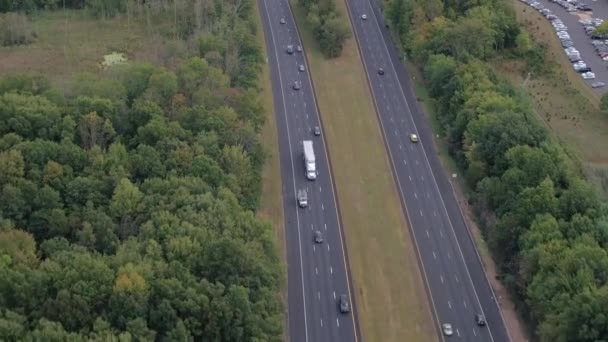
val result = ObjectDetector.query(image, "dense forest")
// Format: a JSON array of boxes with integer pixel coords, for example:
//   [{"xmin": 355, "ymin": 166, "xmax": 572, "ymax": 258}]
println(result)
[
  {"xmin": 386, "ymin": 0, "xmax": 608, "ymax": 340},
  {"xmin": 0, "ymin": 0, "xmax": 284, "ymax": 340}
]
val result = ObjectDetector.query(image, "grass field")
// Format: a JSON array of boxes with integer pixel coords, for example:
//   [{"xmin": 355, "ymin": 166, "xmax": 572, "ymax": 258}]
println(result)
[
  {"xmin": 0, "ymin": 10, "xmax": 181, "ymax": 88},
  {"xmin": 502, "ymin": 1, "xmax": 608, "ymax": 197},
  {"xmin": 290, "ymin": 2, "xmax": 437, "ymax": 341}
]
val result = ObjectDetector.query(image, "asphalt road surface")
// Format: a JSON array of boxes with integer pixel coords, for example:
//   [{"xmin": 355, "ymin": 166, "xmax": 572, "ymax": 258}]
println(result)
[
  {"xmin": 257, "ymin": 0, "xmax": 360, "ymax": 341},
  {"xmin": 344, "ymin": 0, "xmax": 512, "ymax": 341}
]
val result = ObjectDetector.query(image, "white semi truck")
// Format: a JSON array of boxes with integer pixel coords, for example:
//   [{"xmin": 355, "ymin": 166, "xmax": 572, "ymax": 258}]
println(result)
[{"xmin": 303, "ymin": 140, "xmax": 317, "ymax": 180}]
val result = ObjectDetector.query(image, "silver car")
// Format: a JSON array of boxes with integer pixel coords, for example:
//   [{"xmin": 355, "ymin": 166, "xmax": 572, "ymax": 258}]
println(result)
[{"xmin": 442, "ymin": 323, "xmax": 453, "ymax": 336}]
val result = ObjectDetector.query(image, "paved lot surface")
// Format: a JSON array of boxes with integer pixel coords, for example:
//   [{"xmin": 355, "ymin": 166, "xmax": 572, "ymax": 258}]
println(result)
[{"xmin": 526, "ymin": 0, "xmax": 608, "ymax": 92}]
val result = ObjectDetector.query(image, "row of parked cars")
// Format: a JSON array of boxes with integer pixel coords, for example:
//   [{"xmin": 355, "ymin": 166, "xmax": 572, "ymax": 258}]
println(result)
[
  {"xmin": 521, "ymin": 0, "xmax": 605, "ymax": 87},
  {"xmin": 579, "ymin": 19, "xmax": 608, "ymax": 87},
  {"xmin": 550, "ymin": 0, "xmax": 592, "ymax": 13}
]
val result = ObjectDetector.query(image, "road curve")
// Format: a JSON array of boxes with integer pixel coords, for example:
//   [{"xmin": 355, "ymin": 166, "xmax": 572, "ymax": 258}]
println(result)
[
  {"xmin": 257, "ymin": 0, "xmax": 361, "ymax": 341},
  {"xmin": 342, "ymin": 0, "xmax": 512, "ymax": 341}
]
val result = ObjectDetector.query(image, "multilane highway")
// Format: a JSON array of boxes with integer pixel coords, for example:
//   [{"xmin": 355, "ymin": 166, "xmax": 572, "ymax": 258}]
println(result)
[
  {"xmin": 257, "ymin": 0, "xmax": 360, "ymax": 341},
  {"xmin": 343, "ymin": 0, "xmax": 512, "ymax": 340}
]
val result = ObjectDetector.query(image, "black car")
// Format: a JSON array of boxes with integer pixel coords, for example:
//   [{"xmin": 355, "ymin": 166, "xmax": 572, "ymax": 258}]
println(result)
[
  {"xmin": 475, "ymin": 314, "xmax": 486, "ymax": 326},
  {"xmin": 576, "ymin": 66, "xmax": 592, "ymax": 73},
  {"xmin": 577, "ymin": 4, "xmax": 592, "ymax": 11},
  {"xmin": 339, "ymin": 294, "xmax": 350, "ymax": 313},
  {"xmin": 378, "ymin": 68, "xmax": 385, "ymax": 75}
]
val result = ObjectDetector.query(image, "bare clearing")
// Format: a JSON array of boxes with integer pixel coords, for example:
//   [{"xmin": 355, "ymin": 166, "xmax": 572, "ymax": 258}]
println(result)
[{"xmin": 0, "ymin": 10, "xmax": 180, "ymax": 88}]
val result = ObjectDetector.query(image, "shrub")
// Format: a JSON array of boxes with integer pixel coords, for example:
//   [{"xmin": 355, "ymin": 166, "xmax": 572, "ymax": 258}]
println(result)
[{"xmin": 0, "ymin": 13, "xmax": 36, "ymax": 47}]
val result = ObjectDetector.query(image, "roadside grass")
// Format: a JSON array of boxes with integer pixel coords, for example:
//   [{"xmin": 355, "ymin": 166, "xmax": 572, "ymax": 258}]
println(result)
[
  {"xmin": 290, "ymin": 2, "xmax": 437, "ymax": 341},
  {"xmin": 252, "ymin": 1, "xmax": 288, "ymax": 339},
  {"xmin": 0, "ymin": 10, "xmax": 179, "ymax": 89},
  {"xmin": 503, "ymin": 1, "xmax": 608, "ymax": 197}
]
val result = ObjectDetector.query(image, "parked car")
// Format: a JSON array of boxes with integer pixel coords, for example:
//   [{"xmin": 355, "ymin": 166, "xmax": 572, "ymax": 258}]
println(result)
[
  {"xmin": 592, "ymin": 81, "xmax": 606, "ymax": 88},
  {"xmin": 573, "ymin": 61, "xmax": 588, "ymax": 70},
  {"xmin": 582, "ymin": 72, "xmax": 596, "ymax": 79},
  {"xmin": 577, "ymin": 4, "xmax": 592, "ymax": 11}
]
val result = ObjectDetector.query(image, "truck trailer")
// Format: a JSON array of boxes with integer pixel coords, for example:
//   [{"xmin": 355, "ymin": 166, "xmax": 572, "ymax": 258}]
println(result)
[{"xmin": 303, "ymin": 140, "xmax": 316, "ymax": 180}]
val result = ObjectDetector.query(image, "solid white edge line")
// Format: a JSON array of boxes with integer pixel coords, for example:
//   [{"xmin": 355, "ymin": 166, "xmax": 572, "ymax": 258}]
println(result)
[
  {"xmin": 260, "ymin": 2, "xmax": 310, "ymax": 341},
  {"xmin": 366, "ymin": 1, "xmax": 508, "ymax": 340}
]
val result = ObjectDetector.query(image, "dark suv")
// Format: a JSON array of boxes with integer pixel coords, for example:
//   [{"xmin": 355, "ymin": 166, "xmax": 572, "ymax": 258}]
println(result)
[
  {"xmin": 339, "ymin": 295, "xmax": 350, "ymax": 314},
  {"xmin": 475, "ymin": 314, "xmax": 486, "ymax": 326}
]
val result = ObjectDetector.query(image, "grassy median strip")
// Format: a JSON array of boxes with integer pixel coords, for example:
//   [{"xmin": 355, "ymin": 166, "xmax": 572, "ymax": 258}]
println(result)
[
  {"xmin": 290, "ymin": 1, "xmax": 437, "ymax": 341},
  {"xmin": 253, "ymin": 1, "xmax": 288, "ymax": 339}
]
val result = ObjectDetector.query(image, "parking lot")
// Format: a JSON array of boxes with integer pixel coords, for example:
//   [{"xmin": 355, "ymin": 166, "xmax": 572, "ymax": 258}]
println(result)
[{"xmin": 522, "ymin": 0, "xmax": 608, "ymax": 92}]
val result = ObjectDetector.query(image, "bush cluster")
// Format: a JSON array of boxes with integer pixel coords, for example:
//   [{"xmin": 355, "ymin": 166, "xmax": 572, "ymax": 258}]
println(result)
[
  {"xmin": 298, "ymin": 0, "xmax": 351, "ymax": 58},
  {"xmin": 0, "ymin": 13, "xmax": 36, "ymax": 46}
]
